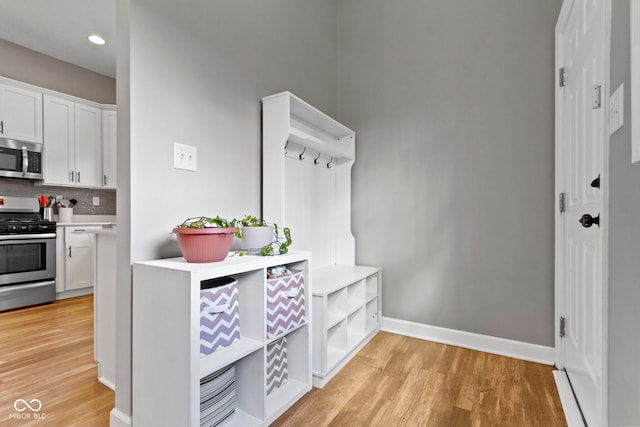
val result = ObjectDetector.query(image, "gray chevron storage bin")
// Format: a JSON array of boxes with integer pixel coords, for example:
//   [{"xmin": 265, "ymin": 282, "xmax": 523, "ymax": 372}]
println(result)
[
  {"xmin": 266, "ymin": 336, "xmax": 288, "ymax": 395},
  {"xmin": 200, "ymin": 277, "xmax": 240, "ymax": 356}
]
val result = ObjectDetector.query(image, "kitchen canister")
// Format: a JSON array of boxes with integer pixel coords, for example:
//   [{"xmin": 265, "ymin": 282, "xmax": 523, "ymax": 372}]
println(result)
[
  {"xmin": 42, "ymin": 207, "xmax": 54, "ymax": 221},
  {"xmin": 58, "ymin": 207, "xmax": 73, "ymax": 223}
]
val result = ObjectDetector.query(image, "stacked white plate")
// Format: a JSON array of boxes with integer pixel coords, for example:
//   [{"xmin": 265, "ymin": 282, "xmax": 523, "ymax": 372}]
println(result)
[{"xmin": 200, "ymin": 364, "xmax": 236, "ymax": 427}]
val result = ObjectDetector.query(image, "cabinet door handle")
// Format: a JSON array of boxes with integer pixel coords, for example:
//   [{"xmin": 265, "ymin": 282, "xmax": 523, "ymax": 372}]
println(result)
[
  {"xmin": 77, "ymin": 171, "xmax": 81, "ymax": 183},
  {"xmin": 0, "ymin": 120, "xmax": 4, "ymax": 134},
  {"xmin": 69, "ymin": 171, "xmax": 74, "ymax": 183},
  {"xmin": 104, "ymin": 175, "xmax": 107, "ymax": 186},
  {"xmin": 68, "ymin": 245, "xmax": 72, "ymax": 258}
]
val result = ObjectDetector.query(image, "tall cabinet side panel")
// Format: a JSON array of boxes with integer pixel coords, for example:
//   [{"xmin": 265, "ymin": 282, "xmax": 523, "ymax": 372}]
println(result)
[
  {"xmin": 262, "ymin": 94, "xmax": 290, "ymax": 226},
  {"xmin": 132, "ymin": 264, "xmax": 197, "ymax": 427}
]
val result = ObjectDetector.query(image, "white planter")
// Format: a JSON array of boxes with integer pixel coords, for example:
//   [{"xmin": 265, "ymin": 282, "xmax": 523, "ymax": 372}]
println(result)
[{"xmin": 241, "ymin": 226, "xmax": 274, "ymax": 251}]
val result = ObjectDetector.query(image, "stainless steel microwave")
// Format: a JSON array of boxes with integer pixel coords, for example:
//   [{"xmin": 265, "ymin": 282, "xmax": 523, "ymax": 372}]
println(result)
[{"xmin": 0, "ymin": 137, "xmax": 43, "ymax": 180}]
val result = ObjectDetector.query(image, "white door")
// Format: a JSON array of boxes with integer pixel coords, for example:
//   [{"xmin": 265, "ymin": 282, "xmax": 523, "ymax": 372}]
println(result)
[{"xmin": 557, "ymin": 0, "xmax": 608, "ymax": 425}]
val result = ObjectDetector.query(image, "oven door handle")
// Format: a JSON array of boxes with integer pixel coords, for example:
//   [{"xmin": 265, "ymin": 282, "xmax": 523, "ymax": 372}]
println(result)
[
  {"xmin": 0, "ymin": 233, "xmax": 56, "ymax": 241},
  {"xmin": 0, "ymin": 280, "xmax": 56, "ymax": 294}
]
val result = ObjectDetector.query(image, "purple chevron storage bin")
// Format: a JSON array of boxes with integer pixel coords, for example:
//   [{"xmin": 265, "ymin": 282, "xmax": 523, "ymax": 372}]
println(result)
[
  {"xmin": 200, "ymin": 277, "xmax": 240, "ymax": 356},
  {"xmin": 266, "ymin": 270, "xmax": 306, "ymax": 338},
  {"xmin": 266, "ymin": 336, "xmax": 288, "ymax": 395}
]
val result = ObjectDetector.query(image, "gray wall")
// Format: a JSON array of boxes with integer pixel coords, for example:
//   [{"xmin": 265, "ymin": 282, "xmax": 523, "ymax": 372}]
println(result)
[
  {"xmin": 115, "ymin": 0, "xmax": 338, "ymax": 418},
  {"xmin": 337, "ymin": 0, "xmax": 562, "ymax": 346},
  {"xmin": 0, "ymin": 38, "xmax": 116, "ymax": 104},
  {"xmin": 129, "ymin": 0, "xmax": 338, "ymax": 262},
  {"xmin": 609, "ymin": 1, "xmax": 640, "ymax": 425}
]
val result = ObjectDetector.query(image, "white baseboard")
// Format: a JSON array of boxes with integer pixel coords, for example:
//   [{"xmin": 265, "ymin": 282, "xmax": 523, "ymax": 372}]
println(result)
[
  {"xmin": 381, "ymin": 316, "xmax": 555, "ymax": 365},
  {"xmin": 99, "ymin": 375, "xmax": 116, "ymax": 391},
  {"xmin": 110, "ymin": 408, "xmax": 131, "ymax": 427},
  {"xmin": 56, "ymin": 287, "xmax": 93, "ymax": 300},
  {"xmin": 553, "ymin": 370, "xmax": 584, "ymax": 427}
]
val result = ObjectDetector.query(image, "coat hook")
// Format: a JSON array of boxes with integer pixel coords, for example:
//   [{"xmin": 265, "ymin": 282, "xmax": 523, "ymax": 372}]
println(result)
[
  {"xmin": 314, "ymin": 152, "xmax": 321, "ymax": 165},
  {"xmin": 327, "ymin": 157, "xmax": 333, "ymax": 168},
  {"xmin": 299, "ymin": 147, "xmax": 306, "ymax": 160}
]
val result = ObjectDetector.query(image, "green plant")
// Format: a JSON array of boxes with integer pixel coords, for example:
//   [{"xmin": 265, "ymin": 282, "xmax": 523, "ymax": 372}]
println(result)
[
  {"xmin": 232, "ymin": 214, "xmax": 293, "ymax": 256},
  {"xmin": 260, "ymin": 224, "xmax": 292, "ymax": 256},
  {"xmin": 176, "ymin": 216, "xmax": 232, "ymax": 229}
]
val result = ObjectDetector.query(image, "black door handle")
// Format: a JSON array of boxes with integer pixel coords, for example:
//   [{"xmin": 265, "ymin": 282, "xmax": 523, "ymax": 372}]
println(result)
[
  {"xmin": 579, "ymin": 213, "xmax": 600, "ymax": 228},
  {"xmin": 590, "ymin": 174, "xmax": 600, "ymax": 189}
]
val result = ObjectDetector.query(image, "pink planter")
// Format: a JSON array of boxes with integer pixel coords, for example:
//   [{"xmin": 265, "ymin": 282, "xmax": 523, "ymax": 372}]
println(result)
[{"xmin": 172, "ymin": 227, "xmax": 237, "ymax": 263}]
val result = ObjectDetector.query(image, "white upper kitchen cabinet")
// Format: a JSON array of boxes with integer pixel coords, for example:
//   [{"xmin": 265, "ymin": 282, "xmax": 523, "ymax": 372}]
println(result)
[
  {"xmin": 101, "ymin": 109, "xmax": 116, "ymax": 189},
  {"xmin": 74, "ymin": 103, "xmax": 102, "ymax": 187},
  {"xmin": 43, "ymin": 96, "xmax": 74, "ymax": 185},
  {"xmin": 0, "ymin": 83, "xmax": 43, "ymax": 143},
  {"xmin": 43, "ymin": 95, "xmax": 102, "ymax": 188}
]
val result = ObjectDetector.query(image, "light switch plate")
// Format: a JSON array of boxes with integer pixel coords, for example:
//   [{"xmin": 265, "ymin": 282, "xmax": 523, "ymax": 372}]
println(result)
[
  {"xmin": 610, "ymin": 83, "xmax": 624, "ymax": 135},
  {"xmin": 93, "ymin": 197, "xmax": 100, "ymax": 206},
  {"xmin": 173, "ymin": 142, "xmax": 197, "ymax": 171}
]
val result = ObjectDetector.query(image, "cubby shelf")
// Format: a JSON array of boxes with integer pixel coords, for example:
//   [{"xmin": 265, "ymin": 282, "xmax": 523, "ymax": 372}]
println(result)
[
  {"xmin": 132, "ymin": 251, "xmax": 311, "ymax": 427},
  {"xmin": 311, "ymin": 265, "xmax": 381, "ymax": 388}
]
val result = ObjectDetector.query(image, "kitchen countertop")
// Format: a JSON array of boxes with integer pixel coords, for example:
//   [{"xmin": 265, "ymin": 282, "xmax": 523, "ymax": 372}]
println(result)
[
  {"xmin": 87, "ymin": 229, "xmax": 117, "ymax": 236},
  {"xmin": 56, "ymin": 222, "xmax": 116, "ymax": 227},
  {"xmin": 55, "ymin": 214, "xmax": 117, "ymax": 227}
]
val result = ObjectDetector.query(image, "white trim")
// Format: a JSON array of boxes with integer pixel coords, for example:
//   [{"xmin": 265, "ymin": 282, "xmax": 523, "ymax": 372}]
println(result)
[
  {"xmin": 381, "ymin": 317, "xmax": 555, "ymax": 365},
  {"xmin": 109, "ymin": 408, "xmax": 131, "ymax": 427},
  {"xmin": 553, "ymin": 370, "xmax": 585, "ymax": 427},
  {"xmin": 99, "ymin": 375, "xmax": 116, "ymax": 391},
  {"xmin": 631, "ymin": 0, "xmax": 640, "ymax": 164},
  {"xmin": 554, "ymin": 0, "xmax": 569, "ymax": 371}
]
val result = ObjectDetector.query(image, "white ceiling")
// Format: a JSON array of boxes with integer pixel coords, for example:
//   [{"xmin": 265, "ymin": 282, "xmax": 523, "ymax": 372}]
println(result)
[{"xmin": 0, "ymin": 0, "xmax": 116, "ymax": 78}]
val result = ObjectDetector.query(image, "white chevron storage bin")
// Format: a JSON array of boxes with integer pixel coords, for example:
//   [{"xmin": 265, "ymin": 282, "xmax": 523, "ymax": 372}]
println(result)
[
  {"xmin": 200, "ymin": 277, "xmax": 240, "ymax": 356},
  {"xmin": 132, "ymin": 252, "xmax": 312, "ymax": 427},
  {"xmin": 266, "ymin": 337, "xmax": 288, "ymax": 396},
  {"xmin": 266, "ymin": 271, "xmax": 306, "ymax": 338}
]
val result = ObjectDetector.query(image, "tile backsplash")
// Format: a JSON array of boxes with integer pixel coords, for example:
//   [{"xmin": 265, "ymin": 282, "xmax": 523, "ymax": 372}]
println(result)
[{"xmin": 0, "ymin": 178, "xmax": 116, "ymax": 215}]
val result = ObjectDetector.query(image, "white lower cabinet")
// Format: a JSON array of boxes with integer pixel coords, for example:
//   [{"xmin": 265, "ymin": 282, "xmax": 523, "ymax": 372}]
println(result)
[
  {"xmin": 311, "ymin": 265, "xmax": 381, "ymax": 388},
  {"xmin": 56, "ymin": 225, "xmax": 102, "ymax": 296},
  {"xmin": 132, "ymin": 252, "xmax": 312, "ymax": 427},
  {"xmin": 65, "ymin": 227, "xmax": 98, "ymax": 290}
]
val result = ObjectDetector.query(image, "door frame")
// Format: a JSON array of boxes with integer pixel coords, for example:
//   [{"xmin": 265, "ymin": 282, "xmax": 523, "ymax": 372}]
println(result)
[{"xmin": 554, "ymin": 0, "xmax": 611, "ymax": 425}]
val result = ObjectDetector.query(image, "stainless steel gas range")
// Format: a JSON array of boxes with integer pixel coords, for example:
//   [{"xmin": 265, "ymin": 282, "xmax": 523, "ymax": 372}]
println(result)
[{"xmin": 0, "ymin": 196, "xmax": 56, "ymax": 311}]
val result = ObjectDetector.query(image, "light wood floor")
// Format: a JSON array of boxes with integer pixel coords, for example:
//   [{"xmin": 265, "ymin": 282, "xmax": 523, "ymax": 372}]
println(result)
[
  {"xmin": 273, "ymin": 332, "xmax": 567, "ymax": 427},
  {"xmin": 0, "ymin": 297, "xmax": 566, "ymax": 427},
  {"xmin": 0, "ymin": 295, "xmax": 113, "ymax": 426}
]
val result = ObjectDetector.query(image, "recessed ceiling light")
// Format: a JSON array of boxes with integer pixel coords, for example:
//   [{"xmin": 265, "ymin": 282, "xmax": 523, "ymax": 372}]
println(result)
[{"xmin": 88, "ymin": 35, "xmax": 106, "ymax": 45}]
